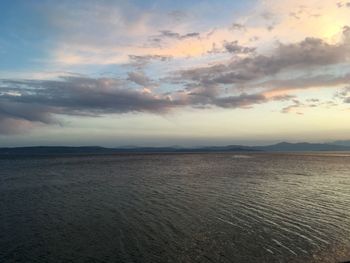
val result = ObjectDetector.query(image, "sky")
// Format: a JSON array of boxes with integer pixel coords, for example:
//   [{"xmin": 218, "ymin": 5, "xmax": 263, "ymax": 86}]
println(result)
[{"xmin": 0, "ymin": 0, "xmax": 350, "ymax": 147}]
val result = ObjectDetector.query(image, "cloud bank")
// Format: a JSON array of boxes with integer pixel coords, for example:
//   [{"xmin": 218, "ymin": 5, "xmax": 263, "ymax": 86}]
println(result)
[{"xmin": 1, "ymin": 0, "xmax": 350, "ymax": 135}]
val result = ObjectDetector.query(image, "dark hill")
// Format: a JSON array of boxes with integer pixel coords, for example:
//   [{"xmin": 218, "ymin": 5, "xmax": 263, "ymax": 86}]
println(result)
[{"xmin": 1, "ymin": 142, "xmax": 350, "ymax": 156}]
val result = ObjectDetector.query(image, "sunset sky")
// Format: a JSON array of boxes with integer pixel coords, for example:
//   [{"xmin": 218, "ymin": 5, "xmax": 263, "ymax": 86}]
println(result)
[{"xmin": 1, "ymin": 0, "xmax": 350, "ymax": 146}]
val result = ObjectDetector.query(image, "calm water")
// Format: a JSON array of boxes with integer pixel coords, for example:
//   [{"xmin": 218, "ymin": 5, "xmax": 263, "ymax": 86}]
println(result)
[{"xmin": 1, "ymin": 153, "xmax": 350, "ymax": 263}]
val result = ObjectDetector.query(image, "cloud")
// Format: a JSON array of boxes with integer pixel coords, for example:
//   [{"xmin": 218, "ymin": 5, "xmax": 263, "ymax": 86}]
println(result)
[
  {"xmin": 0, "ymin": 101, "xmax": 55, "ymax": 124},
  {"xmin": 43, "ymin": 1, "xmax": 205, "ymax": 65},
  {"xmin": 0, "ymin": 77, "xmax": 176, "ymax": 114},
  {"xmin": 230, "ymin": 23, "xmax": 246, "ymax": 31},
  {"xmin": 0, "ymin": 75, "xmax": 294, "ymax": 134},
  {"xmin": 167, "ymin": 30, "xmax": 350, "ymax": 114},
  {"xmin": 32, "ymin": 0, "xmax": 350, "ymax": 68},
  {"xmin": 0, "ymin": 116, "xmax": 38, "ymax": 135},
  {"xmin": 258, "ymin": 73, "xmax": 350, "ymax": 93},
  {"xmin": 0, "ymin": 77, "xmax": 177, "ymax": 134},
  {"xmin": 223, "ymin": 41, "xmax": 256, "ymax": 54},
  {"xmin": 337, "ymin": 2, "xmax": 350, "ymax": 7},
  {"xmin": 127, "ymin": 55, "xmax": 172, "ymax": 67},
  {"xmin": 146, "ymin": 30, "xmax": 201, "ymax": 48},
  {"xmin": 281, "ymin": 97, "xmax": 340, "ymax": 114},
  {"xmin": 157, "ymin": 30, "xmax": 200, "ymax": 40},
  {"xmin": 334, "ymin": 86, "xmax": 350, "ymax": 103},
  {"xmin": 9, "ymin": 29, "xmax": 346, "ymax": 134},
  {"xmin": 281, "ymin": 99, "xmax": 303, "ymax": 114},
  {"xmin": 179, "ymin": 35, "xmax": 350, "ymax": 88},
  {"xmin": 0, "ymin": 98, "xmax": 60, "ymax": 134},
  {"xmin": 208, "ymin": 41, "xmax": 256, "ymax": 55},
  {"xmin": 6, "ymin": 31, "xmax": 350, "ymax": 134},
  {"xmin": 3, "ymin": 0, "xmax": 350, "ymax": 135},
  {"xmin": 127, "ymin": 71, "xmax": 153, "ymax": 86},
  {"xmin": 211, "ymin": 93, "xmax": 267, "ymax": 108}
]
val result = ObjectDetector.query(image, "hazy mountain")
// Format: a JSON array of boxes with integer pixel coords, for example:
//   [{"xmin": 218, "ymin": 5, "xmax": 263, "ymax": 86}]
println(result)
[
  {"xmin": 1, "ymin": 142, "xmax": 350, "ymax": 156},
  {"xmin": 0, "ymin": 146, "xmax": 113, "ymax": 155},
  {"xmin": 256, "ymin": 142, "xmax": 350, "ymax": 152},
  {"xmin": 331, "ymin": 140, "xmax": 350, "ymax": 147}
]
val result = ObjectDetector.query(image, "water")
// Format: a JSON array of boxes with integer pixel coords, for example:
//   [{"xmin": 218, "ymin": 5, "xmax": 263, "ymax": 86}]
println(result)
[{"xmin": 1, "ymin": 152, "xmax": 350, "ymax": 262}]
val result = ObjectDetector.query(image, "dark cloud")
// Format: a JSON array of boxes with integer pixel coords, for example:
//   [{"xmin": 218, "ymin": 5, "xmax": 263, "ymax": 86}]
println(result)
[
  {"xmin": 127, "ymin": 71, "xmax": 153, "ymax": 86},
  {"xmin": 0, "ymin": 102, "xmax": 58, "ymax": 134},
  {"xmin": 147, "ymin": 29, "xmax": 200, "ymax": 46},
  {"xmin": 223, "ymin": 41, "xmax": 256, "ymax": 54},
  {"xmin": 182, "ymin": 32, "xmax": 200, "ymax": 39},
  {"xmin": 159, "ymin": 30, "xmax": 180, "ymax": 38},
  {"xmin": 0, "ymin": 77, "xmax": 176, "ymax": 114},
  {"xmin": 274, "ymin": 37, "xmax": 349, "ymax": 66},
  {"xmin": 127, "ymin": 54, "xmax": 172, "ymax": 67},
  {"xmin": 180, "ymin": 36, "xmax": 350, "ymax": 86},
  {"xmin": 0, "ymin": 77, "xmax": 177, "ymax": 133},
  {"xmin": 171, "ymin": 35, "xmax": 350, "ymax": 115},
  {"xmin": 211, "ymin": 93, "xmax": 293, "ymax": 109},
  {"xmin": 152, "ymin": 30, "xmax": 200, "ymax": 41},
  {"xmin": 0, "ymin": 101, "xmax": 55, "ymax": 124},
  {"xmin": 181, "ymin": 87, "xmax": 290, "ymax": 110},
  {"xmin": 0, "ymin": 76, "xmax": 291, "ymax": 134},
  {"xmin": 128, "ymin": 54, "xmax": 172, "ymax": 62},
  {"xmin": 212, "ymin": 93, "xmax": 267, "ymax": 108},
  {"xmin": 208, "ymin": 41, "xmax": 255, "ymax": 55}
]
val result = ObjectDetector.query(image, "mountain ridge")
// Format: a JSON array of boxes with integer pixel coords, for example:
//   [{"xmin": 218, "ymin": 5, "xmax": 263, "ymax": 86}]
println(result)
[{"xmin": 1, "ymin": 142, "xmax": 350, "ymax": 156}]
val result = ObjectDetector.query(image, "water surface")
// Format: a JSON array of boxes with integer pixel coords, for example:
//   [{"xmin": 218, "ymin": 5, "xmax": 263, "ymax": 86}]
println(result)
[{"xmin": 1, "ymin": 152, "xmax": 350, "ymax": 262}]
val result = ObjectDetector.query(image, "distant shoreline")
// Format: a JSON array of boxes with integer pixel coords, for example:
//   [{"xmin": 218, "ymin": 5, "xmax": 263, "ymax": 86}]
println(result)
[{"xmin": 1, "ymin": 142, "xmax": 350, "ymax": 156}]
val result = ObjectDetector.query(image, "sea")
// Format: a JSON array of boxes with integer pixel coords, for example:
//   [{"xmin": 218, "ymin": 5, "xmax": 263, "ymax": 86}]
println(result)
[{"xmin": 1, "ymin": 152, "xmax": 350, "ymax": 262}]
